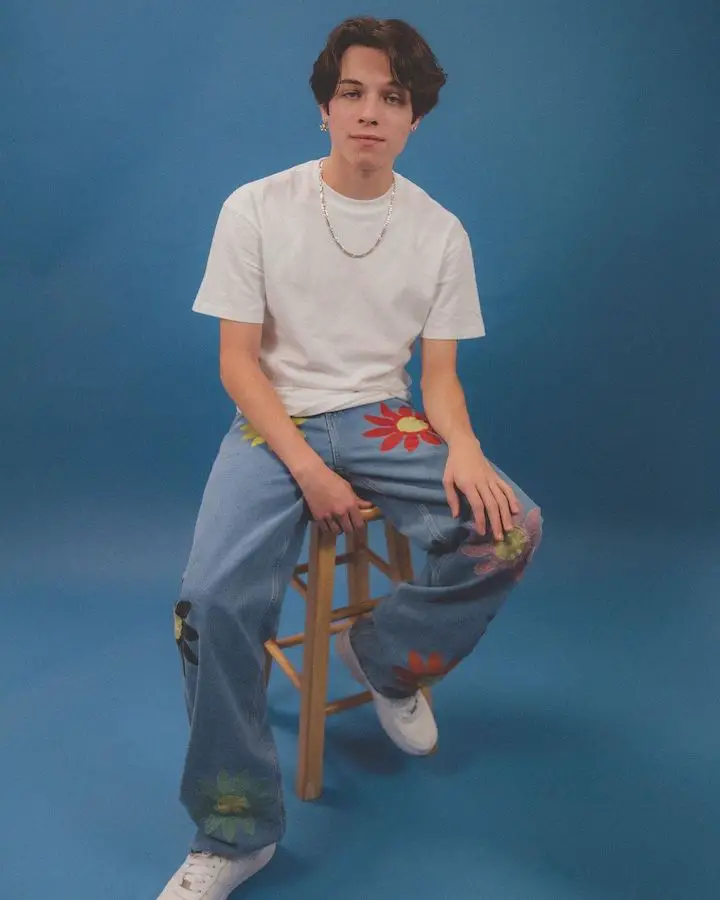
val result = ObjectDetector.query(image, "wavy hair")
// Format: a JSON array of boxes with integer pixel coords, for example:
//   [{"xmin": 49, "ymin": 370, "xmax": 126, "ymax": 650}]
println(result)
[{"xmin": 310, "ymin": 17, "xmax": 448, "ymax": 122}]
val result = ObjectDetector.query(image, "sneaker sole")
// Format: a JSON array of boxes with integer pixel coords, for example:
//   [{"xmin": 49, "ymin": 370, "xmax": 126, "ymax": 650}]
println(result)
[{"xmin": 224, "ymin": 844, "xmax": 277, "ymax": 895}]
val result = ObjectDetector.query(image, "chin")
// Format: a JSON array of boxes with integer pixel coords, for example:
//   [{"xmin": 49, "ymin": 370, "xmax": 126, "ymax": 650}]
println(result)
[{"xmin": 346, "ymin": 146, "xmax": 388, "ymax": 169}]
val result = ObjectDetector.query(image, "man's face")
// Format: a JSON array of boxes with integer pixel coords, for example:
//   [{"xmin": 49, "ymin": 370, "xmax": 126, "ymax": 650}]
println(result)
[{"xmin": 324, "ymin": 45, "xmax": 417, "ymax": 172}]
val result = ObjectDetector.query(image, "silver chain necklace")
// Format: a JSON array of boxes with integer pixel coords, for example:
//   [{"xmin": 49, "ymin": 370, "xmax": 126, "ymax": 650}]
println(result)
[{"xmin": 318, "ymin": 158, "xmax": 396, "ymax": 259}]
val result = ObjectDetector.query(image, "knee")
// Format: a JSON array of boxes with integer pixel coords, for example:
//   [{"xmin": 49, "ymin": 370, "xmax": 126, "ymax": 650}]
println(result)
[
  {"xmin": 176, "ymin": 573, "xmax": 218, "ymax": 633},
  {"xmin": 523, "ymin": 505, "xmax": 543, "ymax": 554},
  {"xmin": 461, "ymin": 504, "xmax": 543, "ymax": 578},
  {"xmin": 508, "ymin": 503, "xmax": 542, "ymax": 563},
  {"xmin": 175, "ymin": 569, "xmax": 270, "ymax": 656},
  {"xmin": 174, "ymin": 589, "xmax": 201, "ymax": 672},
  {"xmin": 179, "ymin": 555, "xmax": 255, "ymax": 617},
  {"xmin": 504, "ymin": 504, "xmax": 542, "ymax": 581}
]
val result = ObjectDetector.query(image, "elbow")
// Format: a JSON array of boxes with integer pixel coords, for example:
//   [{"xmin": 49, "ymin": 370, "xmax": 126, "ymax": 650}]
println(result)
[
  {"xmin": 219, "ymin": 351, "xmax": 260, "ymax": 392},
  {"xmin": 420, "ymin": 371, "xmax": 457, "ymax": 396}
]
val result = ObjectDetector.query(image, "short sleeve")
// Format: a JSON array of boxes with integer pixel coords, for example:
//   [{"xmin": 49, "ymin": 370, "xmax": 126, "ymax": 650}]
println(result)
[
  {"xmin": 421, "ymin": 219, "xmax": 486, "ymax": 340},
  {"xmin": 191, "ymin": 198, "xmax": 265, "ymax": 324}
]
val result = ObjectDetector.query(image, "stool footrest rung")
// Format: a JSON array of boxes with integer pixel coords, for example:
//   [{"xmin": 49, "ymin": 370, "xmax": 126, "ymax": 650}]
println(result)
[
  {"xmin": 295, "ymin": 550, "xmax": 354, "ymax": 576},
  {"xmin": 326, "ymin": 690, "xmax": 373, "ymax": 716},
  {"xmin": 264, "ymin": 643, "xmax": 301, "ymax": 690},
  {"xmin": 366, "ymin": 547, "xmax": 393, "ymax": 579},
  {"xmin": 272, "ymin": 597, "xmax": 389, "ymax": 650},
  {"xmin": 293, "ymin": 548, "xmax": 398, "ymax": 583}
]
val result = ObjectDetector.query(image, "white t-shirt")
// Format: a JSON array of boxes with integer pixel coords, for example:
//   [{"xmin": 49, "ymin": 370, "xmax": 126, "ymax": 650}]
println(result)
[{"xmin": 192, "ymin": 158, "xmax": 485, "ymax": 417}]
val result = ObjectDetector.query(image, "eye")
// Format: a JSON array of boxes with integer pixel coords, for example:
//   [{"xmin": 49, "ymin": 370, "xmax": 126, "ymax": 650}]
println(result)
[
  {"xmin": 343, "ymin": 90, "xmax": 360, "ymax": 98},
  {"xmin": 386, "ymin": 94, "xmax": 403, "ymax": 104}
]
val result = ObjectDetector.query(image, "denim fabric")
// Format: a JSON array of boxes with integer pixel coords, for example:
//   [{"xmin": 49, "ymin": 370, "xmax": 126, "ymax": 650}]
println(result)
[{"xmin": 174, "ymin": 400, "xmax": 542, "ymax": 858}]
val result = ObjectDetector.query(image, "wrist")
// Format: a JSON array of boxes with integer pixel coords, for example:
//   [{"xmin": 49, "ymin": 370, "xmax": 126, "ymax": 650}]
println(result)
[
  {"xmin": 447, "ymin": 432, "xmax": 481, "ymax": 451},
  {"xmin": 288, "ymin": 451, "xmax": 327, "ymax": 484}
]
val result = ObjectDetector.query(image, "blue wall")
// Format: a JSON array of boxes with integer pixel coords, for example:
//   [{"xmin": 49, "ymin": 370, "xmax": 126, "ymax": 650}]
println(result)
[{"xmin": 3, "ymin": 0, "xmax": 717, "ymax": 531}]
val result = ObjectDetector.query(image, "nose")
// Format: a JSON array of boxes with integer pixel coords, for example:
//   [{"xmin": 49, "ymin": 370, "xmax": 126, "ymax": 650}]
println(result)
[{"xmin": 357, "ymin": 95, "xmax": 381, "ymax": 126}]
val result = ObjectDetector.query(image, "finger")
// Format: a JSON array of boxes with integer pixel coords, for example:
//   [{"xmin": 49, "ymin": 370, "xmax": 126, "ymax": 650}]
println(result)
[
  {"xmin": 478, "ymin": 488, "xmax": 503, "ymax": 541},
  {"xmin": 338, "ymin": 513, "xmax": 355, "ymax": 534},
  {"xmin": 326, "ymin": 516, "xmax": 342, "ymax": 535},
  {"xmin": 357, "ymin": 498, "xmax": 375, "ymax": 508},
  {"xmin": 500, "ymin": 481, "xmax": 521, "ymax": 516},
  {"xmin": 465, "ymin": 488, "xmax": 486, "ymax": 534},
  {"xmin": 485, "ymin": 461, "xmax": 521, "ymax": 516},
  {"xmin": 472, "ymin": 504, "xmax": 487, "ymax": 535},
  {"xmin": 349, "ymin": 506, "xmax": 366, "ymax": 531},
  {"xmin": 490, "ymin": 483, "xmax": 515, "ymax": 533},
  {"xmin": 444, "ymin": 479, "xmax": 460, "ymax": 518}
]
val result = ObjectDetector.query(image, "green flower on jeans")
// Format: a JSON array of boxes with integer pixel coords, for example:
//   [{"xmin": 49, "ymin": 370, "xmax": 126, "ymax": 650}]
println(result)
[
  {"xmin": 194, "ymin": 770, "xmax": 274, "ymax": 842},
  {"xmin": 174, "ymin": 600, "xmax": 198, "ymax": 674},
  {"xmin": 241, "ymin": 417, "xmax": 307, "ymax": 447}
]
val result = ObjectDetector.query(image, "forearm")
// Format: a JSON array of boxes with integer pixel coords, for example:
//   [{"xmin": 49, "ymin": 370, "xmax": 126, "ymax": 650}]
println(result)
[
  {"xmin": 421, "ymin": 373, "xmax": 481, "ymax": 449},
  {"xmin": 221, "ymin": 359, "xmax": 325, "ymax": 480}
]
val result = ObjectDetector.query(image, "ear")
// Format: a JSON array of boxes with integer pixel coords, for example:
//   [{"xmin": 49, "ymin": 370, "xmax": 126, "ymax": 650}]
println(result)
[{"xmin": 411, "ymin": 115, "xmax": 423, "ymax": 133}]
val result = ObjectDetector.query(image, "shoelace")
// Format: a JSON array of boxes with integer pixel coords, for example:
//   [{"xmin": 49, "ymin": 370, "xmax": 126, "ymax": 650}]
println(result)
[
  {"xmin": 179, "ymin": 853, "xmax": 224, "ymax": 893},
  {"xmin": 394, "ymin": 694, "xmax": 420, "ymax": 721}
]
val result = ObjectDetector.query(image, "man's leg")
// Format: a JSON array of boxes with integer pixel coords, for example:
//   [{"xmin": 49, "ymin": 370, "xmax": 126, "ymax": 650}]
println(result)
[
  {"xmin": 335, "ymin": 400, "xmax": 543, "ymax": 700},
  {"xmin": 173, "ymin": 413, "xmax": 323, "ymax": 858}
]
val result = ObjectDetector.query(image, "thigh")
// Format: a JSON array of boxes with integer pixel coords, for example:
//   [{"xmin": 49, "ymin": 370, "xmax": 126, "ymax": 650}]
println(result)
[
  {"xmin": 181, "ymin": 413, "xmax": 312, "ymax": 595},
  {"xmin": 335, "ymin": 399, "xmax": 538, "ymax": 549}
]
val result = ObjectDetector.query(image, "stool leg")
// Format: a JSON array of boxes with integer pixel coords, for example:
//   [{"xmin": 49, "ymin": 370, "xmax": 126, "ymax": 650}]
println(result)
[
  {"xmin": 346, "ymin": 525, "xmax": 370, "ymax": 613},
  {"xmin": 384, "ymin": 520, "xmax": 414, "ymax": 582},
  {"xmin": 263, "ymin": 644, "xmax": 273, "ymax": 688},
  {"xmin": 296, "ymin": 526, "xmax": 336, "ymax": 801}
]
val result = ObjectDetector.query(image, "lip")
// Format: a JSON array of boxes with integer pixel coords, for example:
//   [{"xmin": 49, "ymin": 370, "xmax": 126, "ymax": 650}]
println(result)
[{"xmin": 350, "ymin": 135, "xmax": 385, "ymax": 143}]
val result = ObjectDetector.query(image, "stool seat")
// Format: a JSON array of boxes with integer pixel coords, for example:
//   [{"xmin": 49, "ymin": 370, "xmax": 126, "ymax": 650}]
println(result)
[{"xmin": 263, "ymin": 505, "xmax": 426, "ymax": 801}]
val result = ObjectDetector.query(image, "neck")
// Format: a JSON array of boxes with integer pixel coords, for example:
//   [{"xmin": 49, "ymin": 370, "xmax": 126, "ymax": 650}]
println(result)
[{"xmin": 321, "ymin": 152, "xmax": 393, "ymax": 200}]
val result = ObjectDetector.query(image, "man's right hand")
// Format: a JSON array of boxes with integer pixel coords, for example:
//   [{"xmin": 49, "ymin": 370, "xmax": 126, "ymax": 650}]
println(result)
[{"xmin": 294, "ymin": 462, "xmax": 375, "ymax": 534}]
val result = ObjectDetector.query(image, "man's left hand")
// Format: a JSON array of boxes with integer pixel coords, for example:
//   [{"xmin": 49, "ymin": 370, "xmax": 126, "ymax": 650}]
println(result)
[{"xmin": 443, "ymin": 439, "xmax": 520, "ymax": 541}]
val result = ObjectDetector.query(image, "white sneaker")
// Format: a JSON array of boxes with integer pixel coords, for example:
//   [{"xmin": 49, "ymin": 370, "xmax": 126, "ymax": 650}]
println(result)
[
  {"xmin": 335, "ymin": 628, "xmax": 438, "ymax": 755},
  {"xmin": 158, "ymin": 844, "xmax": 276, "ymax": 899}
]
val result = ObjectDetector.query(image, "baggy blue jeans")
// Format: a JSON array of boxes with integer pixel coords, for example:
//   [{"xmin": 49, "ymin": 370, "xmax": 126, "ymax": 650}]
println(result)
[{"xmin": 174, "ymin": 400, "xmax": 543, "ymax": 858}]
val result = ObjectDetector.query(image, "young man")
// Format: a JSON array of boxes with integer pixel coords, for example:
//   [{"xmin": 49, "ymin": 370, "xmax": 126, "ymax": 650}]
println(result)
[{"xmin": 159, "ymin": 16, "xmax": 542, "ymax": 900}]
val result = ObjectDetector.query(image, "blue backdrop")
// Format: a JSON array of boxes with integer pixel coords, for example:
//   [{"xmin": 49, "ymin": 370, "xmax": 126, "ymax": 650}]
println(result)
[
  {"xmin": 4, "ymin": 0, "xmax": 717, "ymax": 541},
  {"xmin": 3, "ymin": 3, "xmax": 719, "ymax": 898}
]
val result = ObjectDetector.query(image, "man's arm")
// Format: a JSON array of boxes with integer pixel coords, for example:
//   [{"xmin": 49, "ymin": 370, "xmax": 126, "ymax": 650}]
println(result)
[
  {"xmin": 420, "ymin": 338, "xmax": 479, "ymax": 449},
  {"xmin": 220, "ymin": 319, "xmax": 323, "ymax": 481},
  {"xmin": 420, "ymin": 337, "xmax": 519, "ymax": 538},
  {"xmin": 220, "ymin": 320, "xmax": 374, "ymax": 533}
]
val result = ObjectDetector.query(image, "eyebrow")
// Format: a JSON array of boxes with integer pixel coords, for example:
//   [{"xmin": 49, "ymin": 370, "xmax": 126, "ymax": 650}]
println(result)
[{"xmin": 337, "ymin": 78, "xmax": 406, "ymax": 91}]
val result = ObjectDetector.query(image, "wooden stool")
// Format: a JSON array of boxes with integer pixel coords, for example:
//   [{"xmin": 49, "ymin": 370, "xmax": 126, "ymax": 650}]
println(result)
[{"xmin": 263, "ymin": 506, "xmax": 427, "ymax": 801}]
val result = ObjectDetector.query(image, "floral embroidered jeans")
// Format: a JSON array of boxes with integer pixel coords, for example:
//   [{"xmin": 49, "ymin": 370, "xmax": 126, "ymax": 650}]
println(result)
[{"xmin": 174, "ymin": 400, "xmax": 543, "ymax": 858}]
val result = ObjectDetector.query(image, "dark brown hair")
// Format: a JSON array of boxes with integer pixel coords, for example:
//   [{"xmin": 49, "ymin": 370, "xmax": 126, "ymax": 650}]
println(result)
[{"xmin": 310, "ymin": 16, "xmax": 448, "ymax": 122}]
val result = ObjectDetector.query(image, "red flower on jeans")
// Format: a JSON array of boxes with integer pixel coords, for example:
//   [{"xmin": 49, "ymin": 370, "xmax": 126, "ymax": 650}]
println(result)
[
  {"xmin": 363, "ymin": 403, "xmax": 443, "ymax": 453},
  {"xmin": 392, "ymin": 650, "xmax": 461, "ymax": 689}
]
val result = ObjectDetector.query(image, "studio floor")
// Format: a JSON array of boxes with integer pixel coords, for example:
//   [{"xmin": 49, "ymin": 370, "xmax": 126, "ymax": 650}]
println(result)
[{"xmin": 2, "ymin": 508, "xmax": 717, "ymax": 899}]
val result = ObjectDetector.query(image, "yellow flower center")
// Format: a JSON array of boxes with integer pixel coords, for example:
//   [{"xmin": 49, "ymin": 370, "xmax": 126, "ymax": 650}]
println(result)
[
  {"xmin": 242, "ymin": 418, "xmax": 306, "ymax": 447},
  {"xmin": 215, "ymin": 795, "xmax": 250, "ymax": 815},
  {"xmin": 396, "ymin": 416, "xmax": 429, "ymax": 434},
  {"xmin": 495, "ymin": 528, "xmax": 528, "ymax": 560}
]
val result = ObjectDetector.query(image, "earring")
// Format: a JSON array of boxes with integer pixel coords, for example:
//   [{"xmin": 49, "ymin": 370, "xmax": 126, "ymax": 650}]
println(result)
[{"xmin": 320, "ymin": 120, "xmax": 328, "ymax": 132}]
